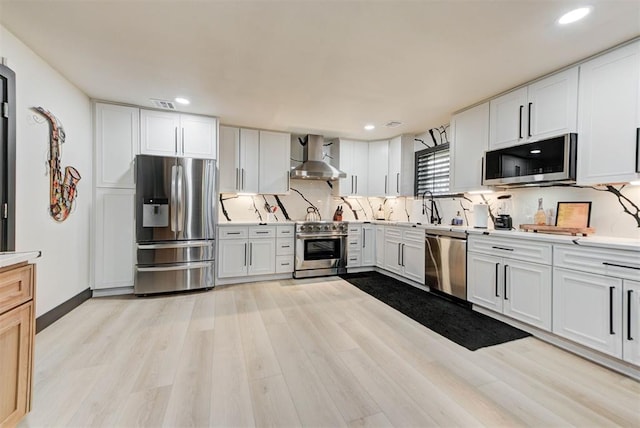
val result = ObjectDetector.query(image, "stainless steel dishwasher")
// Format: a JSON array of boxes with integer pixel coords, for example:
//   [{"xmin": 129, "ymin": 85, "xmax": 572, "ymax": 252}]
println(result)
[{"xmin": 424, "ymin": 228, "xmax": 467, "ymax": 300}]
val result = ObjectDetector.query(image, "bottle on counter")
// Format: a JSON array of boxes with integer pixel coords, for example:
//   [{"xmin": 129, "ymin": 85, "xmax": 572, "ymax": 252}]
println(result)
[
  {"xmin": 375, "ymin": 205, "xmax": 385, "ymax": 220},
  {"xmin": 451, "ymin": 211, "xmax": 463, "ymax": 226},
  {"xmin": 534, "ymin": 198, "xmax": 547, "ymax": 225}
]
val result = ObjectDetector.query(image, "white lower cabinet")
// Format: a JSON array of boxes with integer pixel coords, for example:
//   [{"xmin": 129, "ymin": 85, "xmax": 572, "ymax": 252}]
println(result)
[
  {"xmin": 347, "ymin": 224, "xmax": 362, "ymax": 268},
  {"xmin": 218, "ymin": 239, "xmax": 249, "ymax": 278},
  {"xmin": 467, "ymin": 236, "xmax": 552, "ymax": 331},
  {"xmin": 94, "ymin": 189, "xmax": 135, "ymax": 289},
  {"xmin": 248, "ymin": 239, "xmax": 275, "ymax": 275},
  {"xmin": 383, "ymin": 227, "xmax": 425, "ymax": 283},
  {"xmin": 623, "ymin": 280, "xmax": 640, "ymax": 365},
  {"xmin": 362, "ymin": 225, "xmax": 375, "ymax": 267},
  {"xmin": 375, "ymin": 226, "xmax": 385, "ymax": 268}
]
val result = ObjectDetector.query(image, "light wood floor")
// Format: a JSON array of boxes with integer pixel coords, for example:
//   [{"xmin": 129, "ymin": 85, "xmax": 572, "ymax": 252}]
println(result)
[{"xmin": 19, "ymin": 277, "xmax": 640, "ymax": 427}]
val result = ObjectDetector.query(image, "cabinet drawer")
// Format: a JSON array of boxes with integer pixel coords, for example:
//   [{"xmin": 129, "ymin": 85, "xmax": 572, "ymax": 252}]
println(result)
[
  {"xmin": 385, "ymin": 227, "xmax": 402, "ymax": 239},
  {"xmin": 249, "ymin": 226, "xmax": 276, "ymax": 238},
  {"xmin": 468, "ymin": 235, "xmax": 552, "ymax": 264},
  {"xmin": 554, "ymin": 244, "xmax": 640, "ymax": 281},
  {"xmin": 276, "ymin": 225, "xmax": 294, "ymax": 237},
  {"xmin": 275, "ymin": 256, "xmax": 294, "ymax": 273},
  {"xmin": 347, "ymin": 236, "xmax": 361, "ymax": 251},
  {"xmin": 276, "ymin": 238, "xmax": 294, "ymax": 256},
  {"xmin": 219, "ymin": 227, "xmax": 248, "ymax": 240},
  {"xmin": 347, "ymin": 252, "xmax": 361, "ymax": 267},
  {"xmin": 402, "ymin": 229, "xmax": 424, "ymax": 243},
  {"xmin": 0, "ymin": 265, "xmax": 34, "ymax": 315},
  {"xmin": 348, "ymin": 225, "xmax": 362, "ymax": 234}
]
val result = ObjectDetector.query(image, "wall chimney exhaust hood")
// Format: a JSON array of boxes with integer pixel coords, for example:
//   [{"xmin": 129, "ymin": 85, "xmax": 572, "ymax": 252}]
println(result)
[{"xmin": 290, "ymin": 134, "xmax": 346, "ymax": 181}]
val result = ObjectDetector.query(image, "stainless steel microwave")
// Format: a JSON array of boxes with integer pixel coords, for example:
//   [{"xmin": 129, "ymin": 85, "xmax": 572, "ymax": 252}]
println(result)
[{"xmin": 483, "ymin": 134, "xmax": 577, "ymax": 186}]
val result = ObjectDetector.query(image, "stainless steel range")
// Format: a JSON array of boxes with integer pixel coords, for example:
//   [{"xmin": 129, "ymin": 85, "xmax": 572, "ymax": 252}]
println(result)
[{"xmin": 294, "ymin": 221, "xmax": 348, "ymax": 278}]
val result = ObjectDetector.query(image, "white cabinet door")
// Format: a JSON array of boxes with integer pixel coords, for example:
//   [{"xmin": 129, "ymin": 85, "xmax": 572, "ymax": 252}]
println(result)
[
  {"xmin": 95, "ymin": 103, "xmax": 138, "ymax": 188},
  {"xmin": 239, "ymin": 128, "xmax": 260, "ymax": 193},
  {"xmin": 503, "ymin": 259, "xmax": 552, "ymax": 331},
  {"xmin": 387, "ymin": 136, "xmax": 402, "ymax": 196},
  {"xmin": 553, "ymin": 268, "xmax": 622, "ymax": 358},
  {"xmin": 577, "ymin": 41, "xmax": 640, "ymax": 185},
  {"xmin": 450, "ymin": 102, "xmax": 489, "ymax": 193},
  {"xmin": 402, "ymin": 240, "xmax": 425, "ymax": 284},
  {"xmin": 94, "ymin": 189, "xmax": 135, "ymax": 289},
  {"xmin": 375, "ymin": 226, "xmax": 385, "ymax": 268},
  {"xmin": 527, "ymin": 68, "xmax": 578, "ymax": 141},
  {"xmin": 384, "ymin": 237, "xmax": 403, "ymax": 274},
  {"xmin": 259, "ymin": 130, "xmax": 290, "ymax": 194},
  {"xmin": 219, "ymin": 126, "xmax": 240, "ymax": 193},
  {"xmin": 140, "ymin": 109, "xmax": 181, "ymax": 156},
  {"xmin": 623, "ymin": 280, "xmax": 640, "ymax": 365},
  {"xmin": 362, "ymin": 225, "xmax": 375, "ymax": 267},
  {"xmin": 248, "ymin": 239, "xmax": 275, "ymax": 275},
  {"xmin": 335, "ymin": 139, "xmax": 355, "ymax": 196},
  {"xmin": 180, "ymin": 114, "xmax": 217, "ymax": 159},
  {"xmin": 352, "ymin": 142, "xmax": 369, "ymax": 196},
  {"xmin": 218, "ymin": 239, "xmax": 248, "ymax": 278},
  {"xmin": 489, "ymin": 87, "xmax": 528, "ymax": 149},
  {"xmin": 368, "ymin": 140, "xmax": 389, "ymax": 196},
  {"xmin": 468, "ymin": 253, "xmax": 503, "ymax": 312}
]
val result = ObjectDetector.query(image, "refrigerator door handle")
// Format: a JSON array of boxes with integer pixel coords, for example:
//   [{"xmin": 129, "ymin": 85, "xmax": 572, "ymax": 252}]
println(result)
[
  {"xmin": 170, "ymin": 165, "xmax": 178, "ymax": 232},
  {"xmin": 176, "ymin": 165, "xmax": 184, "ymax": 231},
  {"xmin": 137, "ymin": 262, "xmax": 211, "ymax": 272},
  {"xmin": 138, "ymin": 241, "xmax": 211, "ymax": 250}
]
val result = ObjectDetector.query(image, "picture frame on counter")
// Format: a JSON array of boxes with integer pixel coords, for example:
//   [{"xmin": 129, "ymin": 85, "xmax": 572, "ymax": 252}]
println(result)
[{"xmin": 555, "ymin": 201, "xmax": 592, "ymax": 228}]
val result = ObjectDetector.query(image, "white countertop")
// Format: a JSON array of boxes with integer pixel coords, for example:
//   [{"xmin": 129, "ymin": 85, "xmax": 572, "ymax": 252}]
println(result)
[
  {"xmin": 217, "ymin": 221, "xmax": 295, "ymax": 226},
  {"xmin": 0, "ymin": 251, "xmax": 41, "ymax": 269}
]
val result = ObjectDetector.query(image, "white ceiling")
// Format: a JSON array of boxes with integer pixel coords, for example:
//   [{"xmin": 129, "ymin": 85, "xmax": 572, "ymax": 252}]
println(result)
[{"xmin": 1, "ymin": 1, "xmax": 639, "ymax": 140}]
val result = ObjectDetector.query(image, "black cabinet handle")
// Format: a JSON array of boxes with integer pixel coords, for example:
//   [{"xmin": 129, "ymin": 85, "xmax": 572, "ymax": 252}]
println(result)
[
  {"xmin": 227, "ymin": 232, "xmax": 241, "ymax": 235},
  {"xmin": 504, "ymin": 265, "xmax": 509, "ymax": 300},
  {"xmin": 603, "ymin": 262, "xmax": 640, "ymax": 271},
  {"xmin": 398, "ymin": 243, "xmax": 401, "ymax": 266},
  {"xmin": 244, "ymin": 243, "xmax": 247, "ymax": 266},
  {"xmin": 495, "ymin": 263, "xmax": 500, "ymax": 297},
  {"xmin": 628, "ymin": 290, "xmax": 634, "ymax": 341},
  {"xmin": 518, "ymin": 105, "xmax": 524, "ymax": 139},
  {"xmin": 636, "ymin": 128, "xmax": 640, "ymax": 173},
  {"xmin": 527, "ymin": 102, "xmax": 532, "ymax": 137},
  {"xmin": 401, "ymin": 243, "xmax": 405, "ymax": 266},
  {"xmin": 610, "ymin": 286, "xmax": 615, "ymax": 335},
  {"xmin": 492, "ymin": 246, "xmax": 514, "ymax": 251}
]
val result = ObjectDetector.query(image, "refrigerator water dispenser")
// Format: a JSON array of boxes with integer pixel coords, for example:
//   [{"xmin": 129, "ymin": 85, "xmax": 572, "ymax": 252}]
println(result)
[{"xmin": 142, "ymin": 198, "xmax": 169, "ymax": 227}]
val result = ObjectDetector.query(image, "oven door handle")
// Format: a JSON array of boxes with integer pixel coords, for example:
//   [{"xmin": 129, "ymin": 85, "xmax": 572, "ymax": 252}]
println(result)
[{"xmin": 296, "ymin": 234, "xmax": 347, "ymax": 239}]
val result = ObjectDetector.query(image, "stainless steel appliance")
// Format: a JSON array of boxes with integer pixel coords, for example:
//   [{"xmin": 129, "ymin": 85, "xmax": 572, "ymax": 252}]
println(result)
[
  {"xmin": 483, "ymin": 133, "xmax": 577, "ymax": 186},
  {"xmin": 135, "ymin": 155, "xmax": 216, "ymax": 295},
  {"xmin": 294, "ymin": 221, "xmax": 347, "ymax": 278},
  {"xmin": 425, "ymin": 228, "xmax": 467, "ymax": 300},
  {"xmin": 290, "ymin": 135, "xmax": 347, "ymax": 181}
]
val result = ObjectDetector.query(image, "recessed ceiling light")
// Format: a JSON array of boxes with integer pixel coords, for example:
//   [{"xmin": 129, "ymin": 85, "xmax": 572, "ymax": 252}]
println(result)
[
  {"xmin": 530, "ymin": 149, "xmax": 541, "ymax": 154},
  {"xmin": 630, "ymin": 180, "xmax": 640, "ymax": 186},
  {"xmin": 174, "ymin": 97, "xmax": 190, "ymax": 105},
  {"xmin": 364, "ymin": 124, "xmax": 375, "ymax": 131},
  {"xmin": 558, "ymin": 7, "xmax": 591, "ymax": 25}
]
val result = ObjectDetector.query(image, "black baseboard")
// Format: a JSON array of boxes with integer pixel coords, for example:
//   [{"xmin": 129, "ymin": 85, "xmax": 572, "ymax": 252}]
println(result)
[{"xmin": 36, "ymin": 287, "xmax": 93, "ymax": 333}]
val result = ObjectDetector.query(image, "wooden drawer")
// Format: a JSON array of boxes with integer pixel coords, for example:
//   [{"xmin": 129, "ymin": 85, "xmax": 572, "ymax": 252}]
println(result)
[
  {"xmin": 0, "ymin": 264, "xmax": 34, "ymax": 316},
  {"xmin": 275, "ymin": 256, "xmax": 294, "ymax": 273},
  {"xmin": 218, "ymin": 227, "xmax": 248, "ymax": 240},
  {"xmin": 468, "ymin": 235, "xmax": 552, "ymax": 265},
  {"xmin": 249, "ymin": 226, "xmax": 276, "ymax": 238},
  {"xmin": 276, "ymin": 238, "xmax": 294, "ymax": 256},
  {"xmin": 554, "ymin": 244, "xmax": 640, "ymax": 281},
  {"xmin": 276, "ymin": 225, "xmax": 294, "ymax": 237}
]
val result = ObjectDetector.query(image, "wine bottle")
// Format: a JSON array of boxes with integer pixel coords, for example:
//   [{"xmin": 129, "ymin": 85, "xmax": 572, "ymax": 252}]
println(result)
[{"xmin": 534, "ymin": 198, "xmax": 546, "ymax": 225}]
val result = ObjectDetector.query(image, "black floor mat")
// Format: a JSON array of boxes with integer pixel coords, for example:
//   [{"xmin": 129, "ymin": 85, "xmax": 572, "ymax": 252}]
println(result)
[{"xmin": 340, "ymin": 271, "xmax": 531, "ymax": 351}]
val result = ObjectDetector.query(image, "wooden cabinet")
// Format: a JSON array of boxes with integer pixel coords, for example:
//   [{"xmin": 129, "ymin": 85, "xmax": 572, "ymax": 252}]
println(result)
[
  {"xmin": 93, "ymin": 189, "xmax": 135, "ymax": 290},
  {"xmin": 387, "ymin": 135, "xmax": 415, "ymax": 197},
  {"xmin": 333, "ymin": 139, "xmax": 369, "ymax": 196},
  {"xmin": 553, "ymin": 243, "xmax": 640, "ymax": 362},
  {"xmin": 0, "ymin": 263, "xmax": 35, "ymax": 428},
  {"xmin": 577, "ymin": 41, "xmax": 640, "ymax": 185},
  {"xmin": 383, "ymin": 226, "xmax": 425, "ymax": 283},
  {"xmin": 94, "ymin": 103, "xmax": 138, "ymax": 188},
  {"xmin": 449, "ymin": 102, "xmax": 490, "ymax": 193},
  {"xmin": 468, "ymin": 235, "xmax": 552, "ymax": 331},
  {"xmin": 259, "ymin": 131, "xmax": 291, "ymax": 194},
  {"xmin": 219, "ymin": 126, "xmax": 290, "ymax": 194},
  {"xmin": 368, "ymin": 140, "xmax": 389, "ymax": 196},
  {"xmin": 489, "ymin": 68, "xmax": 578, "ymax": 149},
  {"xmin": 140, "ymin": 109, "xmax": 217, "ymax": 159}
]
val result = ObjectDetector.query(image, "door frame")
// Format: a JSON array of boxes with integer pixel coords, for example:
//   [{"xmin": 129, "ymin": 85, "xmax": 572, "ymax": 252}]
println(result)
[{"xmin": 0, "ymin": 63, "xmax": 16, "ymax": 251}]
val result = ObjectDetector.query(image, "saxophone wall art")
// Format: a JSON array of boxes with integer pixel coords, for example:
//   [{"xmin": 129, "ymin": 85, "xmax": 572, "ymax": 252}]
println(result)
[{"xmin": 33, "ymin": 107, "xmax": 81, "ymax": 222}]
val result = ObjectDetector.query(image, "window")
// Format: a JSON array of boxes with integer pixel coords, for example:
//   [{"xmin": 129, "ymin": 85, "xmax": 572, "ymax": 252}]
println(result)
[{"xmin": 414, "ymin": 143, "xmax": 450, "ymax": 196}]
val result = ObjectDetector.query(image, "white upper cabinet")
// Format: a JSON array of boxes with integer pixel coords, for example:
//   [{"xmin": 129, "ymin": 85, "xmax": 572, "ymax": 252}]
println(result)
[
  {"xmin": 240, "ymin": 129, "xmax": 260, "ymax": 193},
  {"xmin": 218, "ymin": 125, "xmax": 240, "ymax": 193},
  {"xmin": 450, "ymin": 102, "xmax": 489, "ymax": 193},
  {"xmin": 387, "ymin": 135, "xmax": 415, "ymax": 197},
  {"xmin": 368, "ymin": 140, "xmax": 389, "ymax": 196},
  {"xmin": 489, "ymin": 67, "xmax": 578, "ymax": 149},
  {"xmin": 259, "ymin": 130, "xmax": 291, "ymax": 194},
  {"xmin": 140, "ymin": 109, "xmax": 217, "ymax": 159},
  {"xmin": 577, "ymin": 41, "xmax": 640, "ymax": 185},
  {"xmin": 334, "ymin": 139, "xmax": 368, "ymax": 196},
  {"xmin": 94, "ymin": 103, "xmax": 139, "ymax": 188}
]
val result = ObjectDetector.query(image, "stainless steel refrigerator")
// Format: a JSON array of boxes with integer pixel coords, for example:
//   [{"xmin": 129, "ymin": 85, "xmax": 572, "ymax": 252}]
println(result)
[{"xmin": 135, "ymin": 155, "xmax": 216, "ymax": 295}]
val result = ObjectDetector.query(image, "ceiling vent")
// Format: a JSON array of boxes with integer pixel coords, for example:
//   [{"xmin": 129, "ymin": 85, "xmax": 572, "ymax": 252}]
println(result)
[
  {"xmin": 150, "ymin": 98, "xmax": 177, "ymax": 110},
  {"xmin": 385, "ymin": 120, "xmax": 403, "ymax": 128}
]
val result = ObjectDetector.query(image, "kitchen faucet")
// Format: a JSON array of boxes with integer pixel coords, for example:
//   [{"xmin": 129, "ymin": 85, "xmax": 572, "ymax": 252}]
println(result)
[{"xmin": 421, "ymin": 189, "xmax": 442, "ymax": 225}]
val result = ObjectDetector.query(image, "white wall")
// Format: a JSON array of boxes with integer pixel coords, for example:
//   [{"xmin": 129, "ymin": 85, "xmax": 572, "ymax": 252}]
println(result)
[{"xmin": 1, "ymin": 26, "xmax": 92, "ymax": 317}]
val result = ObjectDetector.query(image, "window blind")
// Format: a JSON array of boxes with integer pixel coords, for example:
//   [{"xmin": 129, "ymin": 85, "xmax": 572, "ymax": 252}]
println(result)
[{"xmin": 415, "ymin": 143, "xmax": 450, "ymax": 196}]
